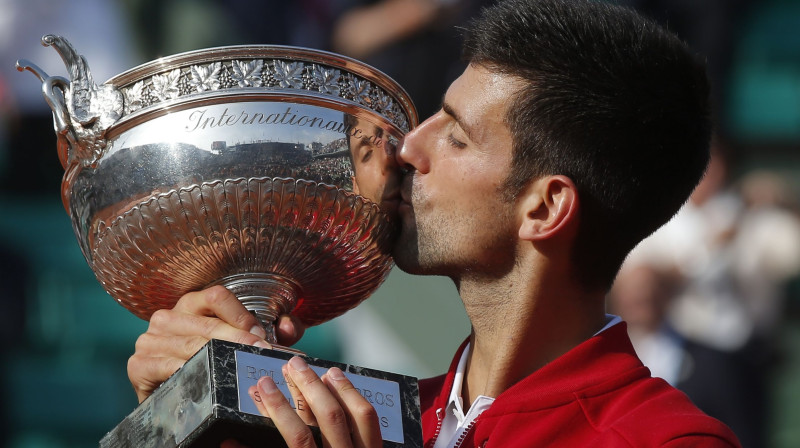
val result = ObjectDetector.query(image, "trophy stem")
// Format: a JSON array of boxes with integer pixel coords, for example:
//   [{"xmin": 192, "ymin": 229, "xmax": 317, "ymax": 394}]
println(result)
[{"xmin": 214, "ymin": 273, "xmax": 301, "ymax": 345}]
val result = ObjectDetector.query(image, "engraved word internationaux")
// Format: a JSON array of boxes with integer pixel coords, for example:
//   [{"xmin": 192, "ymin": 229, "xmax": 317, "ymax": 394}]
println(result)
[{"xmin": 185, "ymin": 106, "xmax": 384, "ymax": 148}]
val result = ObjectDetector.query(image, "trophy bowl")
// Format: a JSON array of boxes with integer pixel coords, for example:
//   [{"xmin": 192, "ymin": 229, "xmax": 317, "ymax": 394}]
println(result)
[{"xmin": 18, "ymin": 35, "xmax": 418, "ymax": 343}]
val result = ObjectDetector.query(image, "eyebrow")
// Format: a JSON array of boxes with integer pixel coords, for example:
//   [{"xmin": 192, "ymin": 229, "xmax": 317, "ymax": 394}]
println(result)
[{"xmin": 441, "ymin": 98, "xmax": 475, "ymax": 142}]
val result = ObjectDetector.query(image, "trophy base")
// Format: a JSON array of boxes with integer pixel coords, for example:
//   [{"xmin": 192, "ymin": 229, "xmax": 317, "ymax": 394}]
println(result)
[{"xmin": 101, "ymin": 340, "xmax": 422, "ymax": 448}]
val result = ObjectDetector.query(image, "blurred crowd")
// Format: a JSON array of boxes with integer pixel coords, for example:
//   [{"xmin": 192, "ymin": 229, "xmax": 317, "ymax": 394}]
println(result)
[
  {"xmin": 2, "ymin": 1, "xmax": 800, "ymax": 448},
  {"xmin": 609, "ymin": 137, "xmax": 800, "ymax": 448}
]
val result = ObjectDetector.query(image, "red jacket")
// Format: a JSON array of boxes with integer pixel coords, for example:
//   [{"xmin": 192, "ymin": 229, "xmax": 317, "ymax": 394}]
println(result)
[{"xmin": 419, "ymin": 323, "xmax": 741, "ymax": 447}]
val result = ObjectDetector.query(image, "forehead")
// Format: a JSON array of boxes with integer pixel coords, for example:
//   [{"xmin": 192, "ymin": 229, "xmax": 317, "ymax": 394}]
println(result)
[{"xmin": 445, "ymin": 64, "xmax": 523, "ymax": 143}]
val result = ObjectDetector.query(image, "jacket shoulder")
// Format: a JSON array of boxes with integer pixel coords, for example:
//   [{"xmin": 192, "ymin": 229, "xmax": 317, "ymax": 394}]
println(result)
[{"xmin": 580, "ymin": 375, "xmax": 741, "ymax": 447}]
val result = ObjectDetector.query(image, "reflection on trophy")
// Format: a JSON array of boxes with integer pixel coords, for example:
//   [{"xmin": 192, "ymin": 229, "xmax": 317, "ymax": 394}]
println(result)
[{"xmin": 18, "ymin": 35, "xmax": 421, "ymax": 447}]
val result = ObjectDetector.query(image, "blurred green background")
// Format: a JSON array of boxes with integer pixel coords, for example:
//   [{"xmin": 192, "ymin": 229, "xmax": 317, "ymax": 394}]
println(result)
[{"xmin": 2, "ymin": 0, "xmax": 800, "ymax": 447}]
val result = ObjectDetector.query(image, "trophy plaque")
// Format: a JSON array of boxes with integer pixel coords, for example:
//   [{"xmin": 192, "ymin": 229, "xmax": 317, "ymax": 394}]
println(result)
[{"xmin": 18, "ymin": 35, "xmax": 421, "ymax": 447}]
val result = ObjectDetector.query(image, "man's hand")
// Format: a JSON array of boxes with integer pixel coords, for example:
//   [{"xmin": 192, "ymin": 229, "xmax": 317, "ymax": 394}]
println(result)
[
  {"xmin": 127, "ymin": 285, "xmax": 305, "ymax": 403},
  {"xmin": 239, "ymin": 356, "xmax": 382, "ymax": 448}
]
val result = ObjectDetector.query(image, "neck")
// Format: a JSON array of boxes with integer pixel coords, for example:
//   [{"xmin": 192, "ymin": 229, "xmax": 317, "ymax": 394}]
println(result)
[{"xmin": 455, "ymin": 264, "xmax": 607, "ymax": 407}]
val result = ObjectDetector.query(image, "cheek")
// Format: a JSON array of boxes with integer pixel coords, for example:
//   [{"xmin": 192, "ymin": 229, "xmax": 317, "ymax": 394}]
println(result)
[{"xmin": 455, "ymin": 156, "xmax": 509, "ymax": 189}]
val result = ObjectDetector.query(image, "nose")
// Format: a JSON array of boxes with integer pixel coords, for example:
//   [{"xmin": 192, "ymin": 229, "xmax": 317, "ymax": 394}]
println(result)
[{"xmin": 396, "ymin": 114, "xmax": 437, "ymax": 174}]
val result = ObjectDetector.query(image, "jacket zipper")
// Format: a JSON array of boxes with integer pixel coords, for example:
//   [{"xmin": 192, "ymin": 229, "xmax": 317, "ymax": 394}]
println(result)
[
  {"xmin": 426, "ymin": 408, "xmax": 445, "ymax": 448},
  {"xmin": 453, "ymin": 413, "xmax": 481, "ymax": 448}
]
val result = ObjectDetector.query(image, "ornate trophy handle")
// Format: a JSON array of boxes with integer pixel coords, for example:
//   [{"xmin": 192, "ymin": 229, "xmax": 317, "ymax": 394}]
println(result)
[
  {"xmin": 15, "ymin": 35, "xmax": 123, "ymax": 168},
  {"xmin": 15, "ymin": 59, "xmax": 74, "ymax": 168}
]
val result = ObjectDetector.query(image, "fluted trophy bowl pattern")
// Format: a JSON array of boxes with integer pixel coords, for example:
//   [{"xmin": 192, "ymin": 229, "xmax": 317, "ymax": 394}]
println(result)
[{"xmin": 17, "ymin": 35, "xmax": 417, "ymax": 343}]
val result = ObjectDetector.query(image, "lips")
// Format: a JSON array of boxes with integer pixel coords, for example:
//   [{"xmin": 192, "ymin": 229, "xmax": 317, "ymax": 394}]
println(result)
[
  {"xmin": 384, "ymin": 187, "xmax": 401, "ymax": 202},
  {"xmin": 380, "ymin": 190, "xmax": 402, "ymax": 211}
]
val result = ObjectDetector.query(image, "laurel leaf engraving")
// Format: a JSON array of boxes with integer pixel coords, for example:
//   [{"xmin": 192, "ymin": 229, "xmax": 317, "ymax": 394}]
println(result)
[{"xmin": 232, "ymin": 60, "xmax": 264, "ymax": 87}]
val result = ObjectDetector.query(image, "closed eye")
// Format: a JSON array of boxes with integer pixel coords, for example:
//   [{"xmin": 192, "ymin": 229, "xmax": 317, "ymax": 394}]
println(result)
[
  {"xmin": 447, "ymin": 134, "xmax": 467, "ymax": 149},
  {"xmin": 361, "ymin": 148, "xmax": 373, "ymax": 163}
]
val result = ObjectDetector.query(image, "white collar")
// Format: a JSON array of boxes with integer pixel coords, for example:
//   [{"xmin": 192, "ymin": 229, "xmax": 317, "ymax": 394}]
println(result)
[
  {"xmin": 445, "ymin": 341, "xmax": 494, "ymax": 425},
  {"xmin": 596, "ymin": 314, "xmax": 623, "ymax": 335}
]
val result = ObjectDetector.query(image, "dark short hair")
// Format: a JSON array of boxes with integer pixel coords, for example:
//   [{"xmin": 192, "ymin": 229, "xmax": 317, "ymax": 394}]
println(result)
[{"xmin": 463, "ymin": 0, "xmax": 712, "ymax": 291}]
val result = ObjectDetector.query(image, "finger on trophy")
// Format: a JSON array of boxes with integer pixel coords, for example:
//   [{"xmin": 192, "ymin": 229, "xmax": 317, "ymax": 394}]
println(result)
[
  {"xmin": 276, "ymin": 314, "xmax": 307, "ymax": 346},
  {"xmin": 284, "ymin": 357, "xmax": 356, "ymax": 448},
  {"xmin": 282, "ymin": 362, "xmax": 319, "ymax": 427},
  {"xmin": 147, "ymin": 308, "xmax": 271, "ymax": 349},
  {"xmin": 132, "ymin": 332, "xmax": 202, "ymax": 360},
  {"xmin": 251, "ymin": 376, "xmax": 320, "ymax": 448},
  {"xmin": 322, "ymin": 367, "xmax": 382, "ymax": 448},
  {"xmin": 247, "ymin": 384, "xmax": 270, "ymax": 417},
  {"xmin": 173, "ymin": 286, "xmax": 264, "ymax": 333},
  {"xmin": 127, "ymin": 353, "xmax": 186, "ymax": 403}
]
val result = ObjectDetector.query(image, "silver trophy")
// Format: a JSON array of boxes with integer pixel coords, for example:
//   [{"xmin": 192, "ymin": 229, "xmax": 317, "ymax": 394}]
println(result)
[{"xmin": 18, "ymin": 36, "xmax": 421, "ymax": 447}]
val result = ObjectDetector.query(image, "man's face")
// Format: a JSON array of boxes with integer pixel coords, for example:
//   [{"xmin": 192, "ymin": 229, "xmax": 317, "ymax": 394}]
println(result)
[
  {"xmin": 393, "ymin": 64, "xmax": 522, "ymax": 278},
  {"xmin": 348, "ymin": 117, "xmax": 401, "ymax": 219}
]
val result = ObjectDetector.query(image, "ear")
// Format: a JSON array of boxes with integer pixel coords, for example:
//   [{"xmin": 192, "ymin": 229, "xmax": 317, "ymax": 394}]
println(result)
[{"xmin": 518, "ymin": 175, "xmax": 579, "ymax": 241}]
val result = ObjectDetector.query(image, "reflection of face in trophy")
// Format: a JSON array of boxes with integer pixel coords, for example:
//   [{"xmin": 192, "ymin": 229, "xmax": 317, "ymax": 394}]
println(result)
[{"xmin": 345, "ymin": 115, "xmax": 401, "ymax": 220}]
